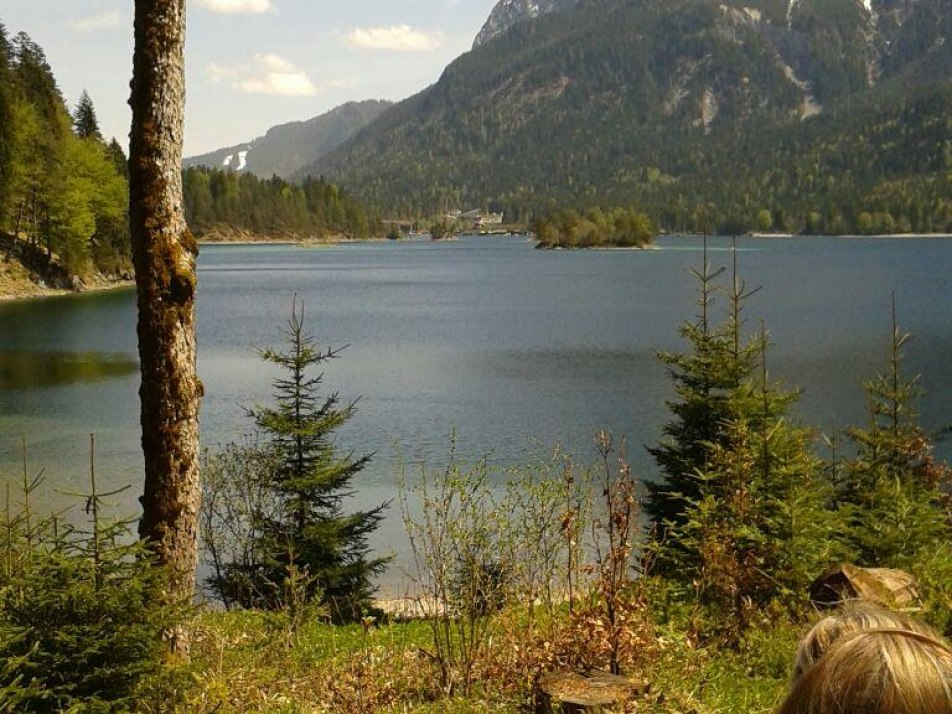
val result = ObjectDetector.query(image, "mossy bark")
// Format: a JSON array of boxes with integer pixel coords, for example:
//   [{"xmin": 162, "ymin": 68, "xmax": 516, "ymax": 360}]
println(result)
[{"xmin": 128, "ymin": 0, "xmax": 201, "ymax": 636}]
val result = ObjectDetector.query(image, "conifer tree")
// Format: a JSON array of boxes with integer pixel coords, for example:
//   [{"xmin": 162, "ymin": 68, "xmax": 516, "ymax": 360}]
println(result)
[
  {"xmin": 213, "ymin": 301, "xmax": 389, "ymax": 620},
  {"xmin": 11, "ymin": 33, "xmax": 68, "ymax": 137},
  {"xmin": 106, "ymin": 138, "xmax": 129, "ymax": 179},
  {"xmin": 837, "ymin": 297, "xmax": 951, "ymax": 567},
  {"xmin": 644, "ymin": 239, "xmax": 758, "ymax": 571},
  {"xmin": 72, "ymin": 89, "xmax": 102, "ymax": 141},
  {"xmin": 680, "ymin": 325, "xmax": 839, "ymax": 635},
  {"xmin": 0, "ymin": 443, "xmax": 184, "ymax": 710},
  {"xmin": 648, "ymin": 241, "xmax": 839, "ymax": 626},
  {"xmin": 0, "ymin": 23, "xmax": 14, "ymax": 225}
]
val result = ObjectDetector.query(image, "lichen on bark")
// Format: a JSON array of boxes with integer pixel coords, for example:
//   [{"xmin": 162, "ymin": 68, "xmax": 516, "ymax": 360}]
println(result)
[{"xmin": 128, "ymin": 0, "xmax": 202, "ymax": 647}]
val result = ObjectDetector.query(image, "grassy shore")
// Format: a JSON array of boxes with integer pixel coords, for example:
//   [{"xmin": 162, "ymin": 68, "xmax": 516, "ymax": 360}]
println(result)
[{"xmin": 180, "ymin": 596, "xmax": 802, "ymax": 713}]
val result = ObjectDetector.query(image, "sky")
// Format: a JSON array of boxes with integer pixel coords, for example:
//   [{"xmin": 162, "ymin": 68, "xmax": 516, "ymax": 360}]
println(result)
[{"xmin": 0, "ymin": 0, "xmax": 498, "ymax": 156}]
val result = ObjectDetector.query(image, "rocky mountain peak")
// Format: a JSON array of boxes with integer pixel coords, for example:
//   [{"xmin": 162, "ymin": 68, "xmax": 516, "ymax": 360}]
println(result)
[{"xmin": 473, "ymin": 0, "xmax": 583, "ymax": 48}]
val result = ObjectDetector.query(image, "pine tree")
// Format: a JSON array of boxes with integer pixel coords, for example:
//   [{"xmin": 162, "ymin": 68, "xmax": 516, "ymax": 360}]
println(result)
[
  {"xmin": 11, "ymin": 32, "xmax": 68, "ymax": 137},
  {"xmin": 106, "ymin": 138, "xmax": 129, "ymax": 179},
  {"xmin": 0, "ymin": 441, "xmax": 185, "ymax": 710},
  {"xmin": 837, "ymin": 297, "xmax": 951, "ymax": 567},
  {"xmin": 72, "ymin": 89, "xmax": 102, "ymax": 141},
  {"xmin": 682, "ymin": 325, "xmax": 839, "ymax": 634},
  {"xmin": 648, "ymin": 241, "xmax": 839, "ymax": 630},
  {"xmin": 219, "ymin": 301, "xmax": 389, "ymax": 621},
  {"xmin": 644, "ymin": 239, "xmax": 758, "ymax": 572},
  {"xmin": 0, "ymin": 23, "xmax": 14, "ymax": 226}
]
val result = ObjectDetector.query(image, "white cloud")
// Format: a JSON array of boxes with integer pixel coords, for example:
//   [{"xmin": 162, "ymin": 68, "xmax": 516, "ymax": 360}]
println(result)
[
  {"xmin": 196, "ymin": 0, "xmax": 271, "ymax": 15},
  {"xmin": 71, "ymin": 10, "xmax": 121, "ymax": 33},
  {"xmin": 206, "ymin": 54, "xmax": 318, "ymax": 97},
  {"xmin": 343, "ymin": 24, "xmax": 442, "ymax": 52}
]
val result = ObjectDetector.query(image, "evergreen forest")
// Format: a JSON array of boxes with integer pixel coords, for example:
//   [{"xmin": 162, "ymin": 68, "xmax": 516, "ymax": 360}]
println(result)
[
  {"xmin": 182, "ymin": 168, "xmax": 382, "ymax": 241},
  {"xmin": 0, "ymin": 24, "xmax": 381, "ymax": 292}
]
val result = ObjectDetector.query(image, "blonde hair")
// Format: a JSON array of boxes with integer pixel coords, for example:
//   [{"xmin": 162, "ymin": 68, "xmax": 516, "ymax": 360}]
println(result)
[
  {"xmin": 780, "ymin": 608, "xmax": 952, "ymax": 714},
  {"xmin": 792, "ymin": 605, "xmax": 938, "ymax": 679}
]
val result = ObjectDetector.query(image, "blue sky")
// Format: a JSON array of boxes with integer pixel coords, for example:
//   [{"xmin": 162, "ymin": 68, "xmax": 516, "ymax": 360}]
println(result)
[{"xmin": 0, "ymin": 0, "xmax": 497, "ymax": 155}]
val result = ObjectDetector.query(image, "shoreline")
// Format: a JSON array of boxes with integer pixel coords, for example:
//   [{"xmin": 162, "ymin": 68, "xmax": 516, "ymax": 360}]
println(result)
[
  {"xmin": 0, "ymin": 271, "xmax": 134, "ymax": 303},
  {"xmin": 5, "ymin": 231, "xmax": 952, "ymax": 301},
  {"xmin": 707, "ymin": 232, "xmax": 952, "ymax": 240}
]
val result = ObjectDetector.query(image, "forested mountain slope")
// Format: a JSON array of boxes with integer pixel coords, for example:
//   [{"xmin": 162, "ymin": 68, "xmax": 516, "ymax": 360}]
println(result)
[
  {"xmin": 473, "ymin": 0, "xmax": 582, "ymax": 47},
  {"xmin": 303, "ymin": 0, "xmax": 951, "ymax": 233},
  {"xmin": 183, "ymin": 100, "xmax": 391, "ymax": 180}
]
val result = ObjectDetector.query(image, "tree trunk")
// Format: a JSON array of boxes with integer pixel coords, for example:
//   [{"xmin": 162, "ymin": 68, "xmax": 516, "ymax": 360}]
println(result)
[{"xmin": 129, "ymin": 0, "xmax": 201, "ymax": 652}]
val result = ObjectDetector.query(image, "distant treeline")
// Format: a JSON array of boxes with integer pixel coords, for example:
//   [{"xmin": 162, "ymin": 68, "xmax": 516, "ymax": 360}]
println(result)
[
  {"xmin": 532, "ymin": 207, "xmax": 654, "ymax": 248},
  {"xmin": 0, "ymin": 24, "xmax": 383, "ymax": 284},
  {"xmin": 0, "ymin": 26, "xmax": 129, "ymax": 276},
  {"xmin": 182, "ymin": 167, "xmax": 383, "ymax": 240}
]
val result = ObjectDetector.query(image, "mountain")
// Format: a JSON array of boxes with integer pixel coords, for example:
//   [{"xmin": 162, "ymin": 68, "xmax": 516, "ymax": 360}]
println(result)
[
  {"xmin": 473, "ymin": 0, "xmax": 582, "ymax": 48},
  {"xmin": 299, "ymin": 0, "xmax": 952, "ymax": 234},
  {"xmin": 183, "ymin": 99, "xmax": 391, "ymax": 179}
]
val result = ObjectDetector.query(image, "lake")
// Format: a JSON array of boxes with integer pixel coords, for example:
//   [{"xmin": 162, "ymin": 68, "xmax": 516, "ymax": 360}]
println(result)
[{"xmin": 1, "ymin": 235, "xmax": 951, "ymax": 593}]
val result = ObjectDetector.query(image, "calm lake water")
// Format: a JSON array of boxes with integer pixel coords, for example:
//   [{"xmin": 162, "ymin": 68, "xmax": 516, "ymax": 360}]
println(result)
[{"xmin": 1, "ymin": 235, "xmax": 951, "ymax": 591}]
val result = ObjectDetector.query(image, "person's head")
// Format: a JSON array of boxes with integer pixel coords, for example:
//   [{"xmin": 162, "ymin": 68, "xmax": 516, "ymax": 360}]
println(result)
[
  {"xmin": 779, "ymin": 607, "xmax": 952, "ymax": 714},
  {"xmin": 792, "ymin": 604, "xmax": 937, "ymax": 679}
]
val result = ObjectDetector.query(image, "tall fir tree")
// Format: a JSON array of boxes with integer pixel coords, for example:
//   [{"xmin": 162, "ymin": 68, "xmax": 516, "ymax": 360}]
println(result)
[
  {"xmin": 11, "ymin": 32, "xmax": 68, "ymax": 137},
  {"xmin": 216, "ymin": 301, "xmax": 389, "ymax": 620},
  {"xmin": 837, "ymin": 297, "xmax": 951, "ymax": 567},
  {"xmin": 72, "ymin": 89, "xmax": 102, "ymax": 141},
  {"xmin": 644, "ymin": 239, "xmax": 758, "ymax": 572},
  {"xmin": 106, "ymin": 138, "xmax": 129, "ymax": 180},
  {"xmin": 0, "ymin": 23, "xmax": 14, "ymax": 227},
  {"xmin": 678, "ymin": 324, "xmax": 839, "ymax": 637},
  {"xmin": 647, "ymin": 240, "xmax": 839, "ymax": 628}
]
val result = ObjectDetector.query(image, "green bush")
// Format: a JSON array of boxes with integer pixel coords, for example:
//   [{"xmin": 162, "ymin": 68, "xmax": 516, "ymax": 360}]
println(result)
[{"xmin": 0, "ymin": 470, "xmax": 187, "ymax": 712}]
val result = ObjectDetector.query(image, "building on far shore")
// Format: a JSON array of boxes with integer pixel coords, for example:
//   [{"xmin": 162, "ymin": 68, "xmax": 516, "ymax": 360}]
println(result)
[{"xmin": 459, "ymin": 209, "xmax": 504, "ymax": 230}]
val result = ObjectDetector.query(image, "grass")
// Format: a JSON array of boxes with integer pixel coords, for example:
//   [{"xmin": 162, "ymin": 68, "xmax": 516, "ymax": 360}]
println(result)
[{"xmin": 182, "ymin": 603, "xmax": 801, "ymax": 713}]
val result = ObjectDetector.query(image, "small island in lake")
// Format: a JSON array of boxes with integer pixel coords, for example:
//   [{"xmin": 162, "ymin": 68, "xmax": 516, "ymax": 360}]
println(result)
[{"xmin": 533, "ymin": 207, "xmax": 655, "ymax": 249}]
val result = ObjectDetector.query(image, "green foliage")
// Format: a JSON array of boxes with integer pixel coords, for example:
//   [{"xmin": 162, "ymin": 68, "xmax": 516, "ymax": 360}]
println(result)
[
  {"xmin": 679, "ymin": 373, "xmax": 839, "ymax": 636},
  {"xmin": 72, "ymin": 90, "xmax": 101, "ymax": 141},
  {"xmin": 0, "ymin": 29, "xmax": 130, "ymax": 277},
  {"xmin": 203, "ymin": 301, "xmax": 389, "ymax": 621},
  {"xmin": 0, "ymin": 24, "xmax": 15, "ymax": 225},
  {"xmin": 532, "ymin": 207, "xmax": 654, "ymax": 248},
  {"xmin": 0, "ymin": 452, "xmax": 186, "ymax": 713},
  {"xmin": 644, "ymin": 241, "xmax": 758, "ymax": 563},
  {"xmin": 182, "ymin": 167, "xmax": 381, "ymax": 241},
  {"xmin": 835, "ymin": 301, "xmax": 952, "ymax": 568},
  {"xmin": 647, "ymin": 245, "xmax": 841, "ymax": 636}
]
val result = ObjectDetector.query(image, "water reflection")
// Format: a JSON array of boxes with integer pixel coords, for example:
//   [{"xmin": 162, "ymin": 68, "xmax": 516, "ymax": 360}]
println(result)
[{"xmin": 0, "ymin": 351, "xmax": 138, "ymax": 390}]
